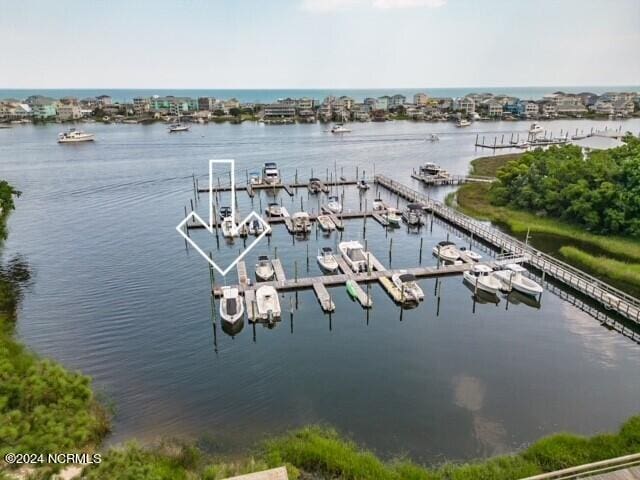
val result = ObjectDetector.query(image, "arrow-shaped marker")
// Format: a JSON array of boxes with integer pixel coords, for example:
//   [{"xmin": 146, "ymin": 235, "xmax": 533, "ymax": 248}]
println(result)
[{"xmin": 176, "ymin": 159, "xmax": 271, "ymax": 276}]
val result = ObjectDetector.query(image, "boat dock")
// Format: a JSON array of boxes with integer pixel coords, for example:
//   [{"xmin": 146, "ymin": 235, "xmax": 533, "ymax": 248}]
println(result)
[
  {"xmin": 313, "ymin": 283, "xmax": 335, "ymax": 312},
  {"xmin": 411, "ymin": 172, "xmax": 494, "ymax": 186},
  {"xmin": 199, "ymin": 178, "xmax": 357, "ymax": 196},
  {"xmin": 374, "ymin": 174, "xmax": 640, "ymax": 325},
  {"xmin": 271, "ymin": 258, "xmax": 286, "ymax": 281},
  {"xmin": 335, "ymin": 257, "xmax": 372, "ymax": 308}
]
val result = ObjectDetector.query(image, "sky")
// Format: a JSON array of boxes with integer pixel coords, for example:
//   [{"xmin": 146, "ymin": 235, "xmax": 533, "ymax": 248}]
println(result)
[{"xmin": 1, "ymin": 0, "xmax": 638, "ymax": 88}]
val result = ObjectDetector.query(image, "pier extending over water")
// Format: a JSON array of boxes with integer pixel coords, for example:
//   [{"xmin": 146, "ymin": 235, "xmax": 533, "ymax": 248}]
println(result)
[{"xmin": 374, "ymin": 174, "xmax": 640, "ymax": 325}]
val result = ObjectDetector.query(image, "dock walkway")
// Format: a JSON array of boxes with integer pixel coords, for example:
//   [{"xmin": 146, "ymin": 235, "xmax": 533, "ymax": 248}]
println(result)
[{"xmin": 374, "ymin": 174, "xmax": 640, "ymax": 325}]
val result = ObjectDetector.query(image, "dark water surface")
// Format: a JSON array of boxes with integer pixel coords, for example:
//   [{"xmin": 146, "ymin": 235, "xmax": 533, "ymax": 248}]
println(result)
[{"xmin": 1, "ymin": 119, "xmax": 639, "ymax": 463}]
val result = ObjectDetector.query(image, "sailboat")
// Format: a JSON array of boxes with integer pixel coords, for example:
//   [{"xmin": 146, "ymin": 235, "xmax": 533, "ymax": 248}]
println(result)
[{"xmin": 168, "ymin": 107, "xmax": 189, "ymax": 132}]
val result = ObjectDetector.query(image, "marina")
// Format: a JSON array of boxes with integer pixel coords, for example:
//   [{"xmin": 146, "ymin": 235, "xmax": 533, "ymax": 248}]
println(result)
[{"xmin": 5, "ymin": 119, "xmax": 640, "ymax": 465}]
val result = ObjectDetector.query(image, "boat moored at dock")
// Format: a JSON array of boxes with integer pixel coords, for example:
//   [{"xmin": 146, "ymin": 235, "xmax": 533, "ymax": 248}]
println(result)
[
  {"xmin": 255, "ymin": 255, "xmax": 275, "ymax": 281},
  {"xmin": 391, "ymin": 271, "xmax": 424, "ymax": 303},
  {"xmin": 494, "ymin": 264, "xmax": 543, "ymax": 296},
  {"xmin": 317, "ymin": 247, "xmax": 339, "ymax": 272},
  {"xmin": 266, "ymin": 202, "xmax": 283, "ymax": 217},
  {"xmin": 402, "ymin": 203, "xmax": 424, "ymax": 226},
  {"xmin": 433, "ymin": 241, "xmax": 460, "ymax": 262},
  {"xmin": 463, "ymin": 264, "xmax": 502, "ymax": 294},
  {"xmin": 220, "ymin": 286, "xmax": 244, "ymax": 324},
  {"xmin": 326, "ymin": 196, "xmax": 342, "ymax": 213},
  {"xmin": 255, "ymin": 285, "xmax": 281, "ymax": 321},
  {"xmin": 291, "ymin": 212, "xmax": 312, "ymax": 233},
  {"xmin": 338, "ymin": 240, "xmax": 371, "ymax": 273},
  {"xmin": 262, "ymin": 162, "xmax": 281, "ymax": 185}
]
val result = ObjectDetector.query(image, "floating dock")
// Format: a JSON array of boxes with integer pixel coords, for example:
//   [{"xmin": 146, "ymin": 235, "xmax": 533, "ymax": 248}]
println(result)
[
  {"xmin": 199, "ymin": 179, "xmax": 357, "ymax": 194},
  {"xmin": 313, "ymin": 283, "xmax": 335, "ymax": 312},
  {"xmin": 411, "ymin": 172, "xmax": 494, "ymax": 186},
  {"xmin": 271, "ymin": 258, "xmax": 286, "ymax": 281}
]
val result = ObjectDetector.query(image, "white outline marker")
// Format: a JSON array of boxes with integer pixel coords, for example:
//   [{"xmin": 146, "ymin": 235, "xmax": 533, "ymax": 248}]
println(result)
[{"xmin": 176, "ymin": 159, "xmax": 271, "ymax": 276}]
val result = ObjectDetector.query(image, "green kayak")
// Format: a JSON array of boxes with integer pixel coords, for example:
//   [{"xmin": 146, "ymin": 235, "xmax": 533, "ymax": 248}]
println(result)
[{"xmin": 346, "ymin": 280, "xmax": 358, "ymax": 299}]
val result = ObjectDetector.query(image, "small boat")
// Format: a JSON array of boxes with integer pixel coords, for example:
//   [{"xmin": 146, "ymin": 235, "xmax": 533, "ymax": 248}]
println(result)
[
  {"xmin": 494, "ymin": 263, "xmax": 543, "ymax": 296},
  {"xmin": 168, "ymin": 123, "xmax": 189, "ymax": 132},
  {"xmin": 262, "ymin": 162, "xmax": 281, "ymax": 185},
  {"xmin": 419, "ymin": 162, "xmax": 442, "ymax": 176},
  {"xmin": 391, "ymin": 271, "xmax": 424, "ymax": 302},
  {"xmin": 456, "ymin": 119, "xmax": 471, "ymax": 127},
  {"xmin": 291, "ymin": 212, "xmax": 312, "ymax": 234},
  {"xmin": 317, "ymin": 247, "xmax": 339, "ymax": 272},
  {"xmin": 463, "ymin": 264, "xmax": 502, "ymax": 294},
  {"xmin": 402, "ymin": 203, "xmax": 423, "ymax": 226},
  {"xmin": 372, "ymin": 198, "xmax": 387, "ymax": 211},
  {"xmin": 346, "ymin": 279, "xmax": 359, "ymax": 300},
  {"xmin": 338, "ymin": 240, "xmax": 370, "ymax": 273},
  {"xmin": 57, "ymin": 128, "xmax": 95, "ymax": 143},
  {"xmin": 219, "ymin": 206, "xmax": 232, "ymax": 221},
  {"xmin": 255, "ymin": 255, "xmax": 275, "ymax": 281},
  {"xmin": 529, "ymin": 123, "xmax": 543, "ymax": 135},
  {"xmin": 255, "ymin": 285, "xmax": 281, "ymax": 321},
  {"xmin": 249, "ymin": 172, "xmax": 261, "ymax": 185},
  {"xmin": 357, "ymin": 179, "xmax": 369, "ymax": 190},
  {"xmin": 432, "ymin": 241, "xmax": 460, "ymax": 262},
  {"xmin": 266, "ymin": 202, "xmax": 282, "ymax": 217},
  {"xmin": 221, "ymin": 216, "xmax": 237, "ymax": 238},
  {"xmin": 248, "ymin": 219, "xmax": 265, "ymax": 236},
  {"xmin": 219, "ymin": 286, "xmax": 244, "ymax": 324},
  {"xmin": 459, "ymin": 246, "xmax": 482, "ymax": 261},
  {"xmin": 330, "ymin": 123, "xmax": 351, "ymax": 133},
  {"xmin": 308, "ymin": 177, "xmax": 323, "ymax": 194},
  {"xmin": 316, "ymin": 215, "xmax": 335, "ymax": 231},
  {"xmin": 326, "ymin": 196, "xmax": 342, "ymax": 213},
  {"xmin": 426, "ymin": 133, "xmax": 439, "ymax": 142},
  {"xmin": 383, "ymin": 209, "xmax": 401, "ymax": 227}
]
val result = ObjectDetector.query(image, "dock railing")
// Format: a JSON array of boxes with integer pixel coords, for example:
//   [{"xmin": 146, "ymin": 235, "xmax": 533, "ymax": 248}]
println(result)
[
  {"xmin": 519, "ymin": 452, "xmax": 640, "ymax": 479},
  {"xmin": 374, "ymin": 174, "xmax": 640, "ymax": 324}
]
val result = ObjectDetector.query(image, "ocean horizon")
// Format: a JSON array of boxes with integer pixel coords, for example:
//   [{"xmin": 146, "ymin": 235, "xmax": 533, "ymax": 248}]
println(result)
[{"xmin": 2, "ymin": 86, "xmax": 639, "ymax": 103}]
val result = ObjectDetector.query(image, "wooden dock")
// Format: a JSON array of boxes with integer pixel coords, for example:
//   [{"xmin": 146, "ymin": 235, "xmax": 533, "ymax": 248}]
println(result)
[
  {"xmin": 374, "ymin": 174, "xmax": 640, "ymax": 325},
  {"xmin": 336, "ymin": 257, "xmax": 372, "ymax": 308},
  {"xmin": 199, "ymin": 179, "xmax": 357, "ymax": 194},
  {"xmin": 244, "ymin": 289, "xmax": 258, "ymax": 321},
  {"xmin": 271, "ymin": 258, "xmax": 286, "ymax": 281},
  {"xmin": 313, "ymin": 283, "xmax": 335, "ymax": 312},
  {"xmin": 236, "ymin": 261, "xmax": 249, "ymax": 289},
  {"xmin": 411, "ymin": 172, "xmax": 494, "ymax": 186}
]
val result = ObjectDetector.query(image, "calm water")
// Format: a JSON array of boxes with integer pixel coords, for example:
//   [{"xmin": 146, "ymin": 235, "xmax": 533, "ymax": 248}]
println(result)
[
  {"xmin": 2, "ymin": 86, "xmax": 639, "ymax": 103},
  {"xmin": 1, "ymin": 119, "xmax": 640, "ymax": 463}
]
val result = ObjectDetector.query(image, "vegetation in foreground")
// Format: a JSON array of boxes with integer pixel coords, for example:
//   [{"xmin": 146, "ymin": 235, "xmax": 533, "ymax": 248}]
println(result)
[
  {"xmin": 451, "ymin": 142, "xmax": 640, "ymax": 294},
  {"xmin": 0, "ymin": 183, "xmax": 110, "ymax": 477},
  {"xmin": 82, "ymin": 418, "xmax": 640, "ymax": 479}
]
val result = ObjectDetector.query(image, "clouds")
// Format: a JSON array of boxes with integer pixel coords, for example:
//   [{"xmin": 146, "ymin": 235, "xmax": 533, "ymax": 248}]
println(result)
[{"xmin": 300, "ymin": 0, "xmax": 446, "ymax": 13}]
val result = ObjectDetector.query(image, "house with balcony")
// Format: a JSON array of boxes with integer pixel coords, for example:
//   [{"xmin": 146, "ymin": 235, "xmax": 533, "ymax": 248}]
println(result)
[
  {"xmin": 390, "ymin": 94, "xmax": 406, "ymax": 107},
  {"xmin": 263, "ymin": 103, "xmax": 296, "ymax": 120},
  {"xmin": 593, "ymin": 100, "xmax": 614, "ymax": 116},
  {"xmin": 374, "ymin": 96, "xmax": 389, "ymax": 111},
  {"xmin": 57, "ymin": 104, "xmax": 83, "ymax": 121},
  {"xmin": 28, "ymin": 96, "xmax": 57, "ymax": 119},
  {"xmin": 413, "ymin": 93, "xmax": 429, "ymax": 105},
  {"xmin": 484, "ymin": 100, "xmax": 504, "ymax": 118},
  {"xmin": 613, "ymin": 99, "xmax": 635, "ymax": 115},
  {"xmin": 453, "ymin": 96, "xmax": 475, "ymax": 114}
]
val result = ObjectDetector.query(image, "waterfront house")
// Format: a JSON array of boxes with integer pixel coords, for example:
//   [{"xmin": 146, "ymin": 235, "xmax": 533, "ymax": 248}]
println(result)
[
  {"xmin": 28, "ymin": 96, "xmax": 57, "ymax": 119},
  {"xmin": 372, "ymin": 109, "xmax": 388, "ymax": 121},
  {"xmin": 556, "ymin": 99, "xmax": 587, "ymax": 116},
  {"xmin": 363, "ymin": 97, "xmax": 376, "ymax": 108},
  {"xmin": 593, "ymin": 100, "xmax": 614, "ymax": 115},
  {"xmin": 390, "ymin": 94, "xmax": 406, "ymax": 107},
  {"xmin": 263, "ymin": 103, "xmax": 296, "ymax": 120},
  {"xmin": 96, "ymin": 95, "xmax": 112, "ymax": 106},
  {"xmin": 149, "ymin": 96, "xmax": 197, "ymax": 114},
  {"xmin": 0, "ymin": 102, "xmax": 32, "ymax": 121},
  {"xmin": 57, "ymin": 104, "xmax": 83, "ymax": 121},
  {"xmin": 484, "ymin": 100, "xmax": 504, "ymax": 118},
  {"xmin": 540, "ymin": 102, "xmax": 558, "ymax": 117},
  {"xmin": 374, "ymin": 96, "xmax": 389, "ymax": 111},
  {"xmin": 613, "ymin": 99, "xmax": 635, "ymax": 115},
  {"xmin": 197, "ymin": 97, "xmax": 216, "ymax": 111},
  {"xmin": 413, "ymin": 93, "xmax": 429, "ymax": 105},
  {"xmin": 338, "ymin": 96, "xmax": 355, "ymax": 110},
  {"xmin": 453, "ymin": 96, "xmax": 475, "ymax": 114},
  {"xmin": 133, "ymin": 97, "xmax": 151, "ymax": 115},
  {"xmin": 296, "ymin": 97, "xmax": 316, "ymax": 110}
]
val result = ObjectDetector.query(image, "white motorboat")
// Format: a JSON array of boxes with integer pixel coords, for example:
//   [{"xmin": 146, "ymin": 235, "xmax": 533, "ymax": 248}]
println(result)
[
  {"xmin": 330, "ymin": 123, "xmax": 351, "ymax": 133},
  {"xmin": 464, "ymin": 264, "xmax": 502, "ymax": 294},
  {"xmin": 459, "ymin": 246, "xmax": 482, "ymax": 261},
  {"xmin": 456, "ymin": 119, "xmax": 471, "ymax": 127},
  {"xmin": 326, "ymin": 196, "xmax": 342, "ymax": 213},
  {"xmin": 266, "ymin": 202, "xmax": 282, "ymax": 217},
  {"xmin": 262, "ymin": 162, "xmax": 281, "ymax": 185},
  {"xmin": 219, "ymin": 287, "xmax": 244, "ymax": 324},
  {"xmin": 291, "ymin": 211, "xmax": 312, "ymax": 234},
  {"xmin": 432, "ymin": 240, "xmax": 460, "ymax": 262},
  {"xmin": 248, "ymin": 218, "xmax": 265, "ymax": 236},
  {"xmin": 426, "ymin": 133, "xmax": 440, "ymax": 142},
  {"xmin": 308, "ymin": 177, "xmax": 323, "ymax": 194},
  {"xmin": 383, "ymin": 209, "xmax": 401, "ymax": 227},
  {"xmin": 357, "ymin": 179, "xmax": 370, "ymax": 190},
  {"xmin": 391, "ymin": 271, "xmax": 424, "ymax": 302},
  {"xmin": 168, "ymin": 123, "xmax": 189, "ymax": 132},
  {"xmin": 255, "ymin": 255, "xmax": 275, "ymax": 281},
  {"xmin": 255, "ymin": 285, "xmax": 281, "ymax": 321},
  {"xmin": 219, "ymin": 206, "xmax": 232, "ymax": 221},
  {"xmin": 338, "ymin": 240, "xmax": 370, "ymax": 273},
  {"xmin": 372, "ymin": 198, "xmax": 387, "ymax": 211},
  {"xmin": 529, "ymin": 123, "xmax": 543, "ymax": 135},
  {"xmin": 317, "ymin": 247, "xmax": 339, "ymax": 273},
  {"xmin": 221, "ymin": 216, "xmax": 237, "ymax": 238},
  {"xmin": 57, "ymin": 128, "xmax": 95, "ymax": 143},
  {"xmin": 402, "ymin": 203, "xmax": 423, "ymax": 226},
  {"xmin": 316, "ymin": 215, "xmax": 335, "ymax": 231},
  {"xmin": 419, "ymin": 162, "xmax": 443, "ymax": 176},
  {"xmin": 494, "ymin": 264, "xmax": 543, "ymax": 296}
]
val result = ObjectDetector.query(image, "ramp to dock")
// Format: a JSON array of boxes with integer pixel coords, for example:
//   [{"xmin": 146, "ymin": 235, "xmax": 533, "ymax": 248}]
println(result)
[
  {"xmin": 313, "ymin": 282, "xmax": 335, "ymax": 312},
  {"xmin": 271, "ymin": 258, "xmax": 286, "ymax": 281}
]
